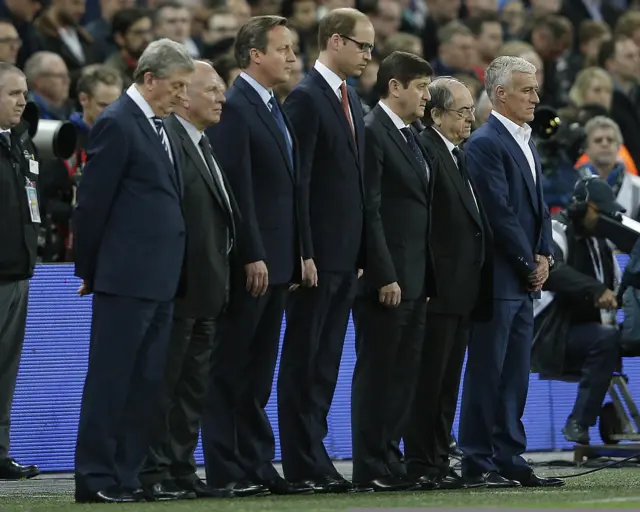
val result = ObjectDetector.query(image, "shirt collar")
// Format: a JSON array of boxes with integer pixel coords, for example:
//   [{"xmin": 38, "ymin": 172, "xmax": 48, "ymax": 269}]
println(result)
[
  {"xmin": 491, "ymin": 109, "xmax": 531, "ymax": 143},
  {"xmin": 126, "ymin": 84, "xmax": 156, "ymax": 119},
  {"xmin": 239, "ymin": 71, "xmax": 273, "ymax": 107},
  {"xmin": 314, "ymin": 60, "xmax": 345, "ymax": 95},
  {"xmin": 175, "ymin": 114, "xmax": 203, "ymax": 147},
  {"xmin": 378, "ymin": 101, "xmax": 408, "ymax": 131},
  {"xmin": 433, "ymin": 127, "xmax": 457, "ymax": 154}
]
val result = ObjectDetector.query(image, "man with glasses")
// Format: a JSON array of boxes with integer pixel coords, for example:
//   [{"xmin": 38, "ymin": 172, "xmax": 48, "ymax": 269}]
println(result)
[
  {"xmin": 404, "ymin": 76, "xmax": 492, "ymax": 490},
  {"xmin": 280, "ymin": 7, "xmax": 374, "ymax": 492}
]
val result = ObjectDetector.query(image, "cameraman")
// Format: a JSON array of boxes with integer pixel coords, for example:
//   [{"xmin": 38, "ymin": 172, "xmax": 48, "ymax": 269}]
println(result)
[
  {"xmin": 40, "ymin": 65, "xmax": 122, "ymax": 262},
  {"xmin": 533, "ymin": 176, "xmax": 622, "ymax": 445}
]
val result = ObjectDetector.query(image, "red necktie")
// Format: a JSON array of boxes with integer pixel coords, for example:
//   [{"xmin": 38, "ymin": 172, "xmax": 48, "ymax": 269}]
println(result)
[{"xmin": 340, "ymin": 82, "xmax": 356, "ymax": 143}]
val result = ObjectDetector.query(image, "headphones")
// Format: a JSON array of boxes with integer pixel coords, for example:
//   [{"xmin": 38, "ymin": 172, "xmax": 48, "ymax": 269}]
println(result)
[{"xmin": 567, "ymin": 175, "xmax": 597, "ymax": 219}]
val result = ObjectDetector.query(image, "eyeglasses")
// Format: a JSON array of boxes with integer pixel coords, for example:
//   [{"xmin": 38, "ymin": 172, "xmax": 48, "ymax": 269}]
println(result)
[
  {"xmin": 339, "ymin": 34, "xmax": 374, "ymax": 53},
  {"xmin": 447, "ymin": 106, "xmax": 475, "ymax": 118}
]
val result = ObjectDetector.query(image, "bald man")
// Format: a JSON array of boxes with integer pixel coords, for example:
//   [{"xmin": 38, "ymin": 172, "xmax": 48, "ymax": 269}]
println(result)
[{"xmin": 141, "ymin": 61, "xmax": 237, "ymax": 500}]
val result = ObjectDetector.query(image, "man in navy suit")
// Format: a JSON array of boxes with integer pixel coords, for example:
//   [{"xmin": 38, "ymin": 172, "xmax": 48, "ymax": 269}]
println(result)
[
  {"xmin": 458, "ymin": 56, "xmax": 563, "ymax": 489},
  {"xmin": 201, "ymin": 16, "xmax": 311, "ymax": 497},
  {"xmin": 279, "ymin": 8, "xmax": 374, "ymax": 491},
  {"xmin": 73, "ymin": 39, "xmax": 195, "ymax": 504}
]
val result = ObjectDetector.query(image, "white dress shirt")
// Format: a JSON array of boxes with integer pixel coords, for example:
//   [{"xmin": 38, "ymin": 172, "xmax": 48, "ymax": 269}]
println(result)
[
  {"xmin": 126, "ymin": 84, "xmax": 173, "ymax": 163},
  {"xmin": 491, "ymin": 110, "xmax": 536, "ymax": 183},
  {"xmin": 239, "ymin": 72, "xmax": 292, "ymax": 147},
  {"xmin": 314, "ymin": 60, "xmax": 354, "ymax": 130},
  {"xmin": 379, "ymin": 101, "xmax": 430, "ymax": 179},
  {"xmin": 434, "ymin": 128, "xmax": 479, "ymax": 210}
]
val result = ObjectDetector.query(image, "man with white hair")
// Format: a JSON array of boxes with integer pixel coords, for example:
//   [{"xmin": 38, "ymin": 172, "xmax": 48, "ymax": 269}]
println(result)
[
  {"xmin": 577, "ymin": 116, "xmax": 640, "ymax": 220},
  {"xmin": 457, "ymin": 55, "xmax": 562, "ymax": 488}
]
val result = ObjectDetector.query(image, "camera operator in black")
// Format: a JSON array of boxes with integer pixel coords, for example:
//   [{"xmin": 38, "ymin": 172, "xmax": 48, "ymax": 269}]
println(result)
[
  {"xmin": 533, "ymin": 176, "xmax": 622, "ymax": 445},
  {"xmin": 0, "ymin": 62, "xmax": 41, "ymax": 479}
]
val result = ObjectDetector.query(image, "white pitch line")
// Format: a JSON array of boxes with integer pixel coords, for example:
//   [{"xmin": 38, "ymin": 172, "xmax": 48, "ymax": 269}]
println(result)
[{"xmin": 576, "ymin": 496, "xmax": 640, "ymax": 504}]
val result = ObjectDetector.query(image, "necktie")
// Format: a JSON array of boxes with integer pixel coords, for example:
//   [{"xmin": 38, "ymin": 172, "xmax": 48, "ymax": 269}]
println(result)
[
  {"xmin": 152, "ymin": 116, "xmax": 170, "ymax": 156},
  {"xmin": 400, "ymin": 127, "xmax": 428, "ymax": 177},
  {"xmin": 452, "ymin": 147, "xmax": 468, "ymax": 181},
  {"xmin": 199, "ymin": 134, "xmax": 231, "ymax": 210},
  {"xmin": 339, "ymin": 82, "xmax": 356, "ymax": 142},
  {"xmin": 268, "ymin": 96, "xmax": 293, "ymax": 167},
  {"xmin": 0, "ymin": 131, "xmax": 10, "ymax": 148}
]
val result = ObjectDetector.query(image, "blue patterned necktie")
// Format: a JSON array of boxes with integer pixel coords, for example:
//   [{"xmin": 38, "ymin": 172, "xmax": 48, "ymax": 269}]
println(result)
[
  {"xmin": 400, "ymin": 127, "xmax": 427, "ymax": 176},
  {"xmin": 152, "ymin": 116, "xmax": 170, "ymax": 156},
  {"xmin": 268, "ymin": 96, "xmax": 293, "ymax": 167}
]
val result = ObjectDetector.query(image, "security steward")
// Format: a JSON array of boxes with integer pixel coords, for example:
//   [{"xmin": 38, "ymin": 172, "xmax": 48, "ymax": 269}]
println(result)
[
  {"xmin": 533, "ymin": 176, "xmax": 622, "ymax": 446},
  {"xmin": 0, "ymin": 62, "xmax": 41, "ymax": 479}
]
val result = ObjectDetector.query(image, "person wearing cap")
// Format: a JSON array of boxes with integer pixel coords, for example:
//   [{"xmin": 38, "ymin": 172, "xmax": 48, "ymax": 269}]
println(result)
[{"xmin": 532, "ymin": 176, "xmax": 624, "ymax": 445}]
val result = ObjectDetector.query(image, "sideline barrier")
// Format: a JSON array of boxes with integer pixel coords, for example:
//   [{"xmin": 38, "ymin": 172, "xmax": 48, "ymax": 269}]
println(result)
[{"xmin": 11, "ymin": 257, "xmax": 637, "ymax": 471}]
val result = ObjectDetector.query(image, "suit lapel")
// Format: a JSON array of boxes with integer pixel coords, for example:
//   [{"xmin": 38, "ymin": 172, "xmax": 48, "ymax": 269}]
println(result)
[
  {"xmin": 311, "ymin": 68, "xmax": 358, "ymax": 160},
  {"xmin": 489, "ymin": 115, "xmax": 539, "ymax": 214},
  {"xmin": 235, "ymin": 77, "xmax": 294, "ymax": 181},
  {"xmin": 424, "ymin": 128, "xmax": 482, "ymax": 227}
]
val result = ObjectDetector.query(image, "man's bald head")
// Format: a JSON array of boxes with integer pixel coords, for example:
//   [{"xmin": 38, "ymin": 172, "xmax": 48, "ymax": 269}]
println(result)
[{"xmin": 175, "ymin": 59, "xmax": 226, "ymax": 130}]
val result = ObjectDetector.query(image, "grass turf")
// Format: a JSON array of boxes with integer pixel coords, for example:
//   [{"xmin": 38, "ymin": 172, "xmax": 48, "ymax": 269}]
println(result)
[{"xmin": 2, "ymin": 468, "xmax": 640, "ymax": 511}]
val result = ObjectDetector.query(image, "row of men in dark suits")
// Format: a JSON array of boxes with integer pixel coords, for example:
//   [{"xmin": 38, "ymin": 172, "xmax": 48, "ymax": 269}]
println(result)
[{"xmin": 70, "ymin": 8, "xmax": 566, "ymax": 504}]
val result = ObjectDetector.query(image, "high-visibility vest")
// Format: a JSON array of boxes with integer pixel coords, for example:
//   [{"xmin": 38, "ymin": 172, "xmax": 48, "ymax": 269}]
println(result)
[{"xmin": 575, "ymin": 144, "xmax": 638, "ymax": 176}]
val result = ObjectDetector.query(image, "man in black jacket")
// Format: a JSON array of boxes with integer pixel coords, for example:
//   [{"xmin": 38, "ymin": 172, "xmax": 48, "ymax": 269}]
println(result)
[
  {"xmin": 0, "ymin": 62, "xmax": 41, "ymax": 480},
  {"xmin": 352, "ymin": 51, "xmax": 435, "ymax": 492},
  {"xmin": 533, "ymin": 176, "xmax": 622, "ymax": 445}
]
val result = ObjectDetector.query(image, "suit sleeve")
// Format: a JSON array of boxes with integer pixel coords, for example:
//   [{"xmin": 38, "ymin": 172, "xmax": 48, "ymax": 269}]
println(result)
[
  {"xmin": 283, "ymin": 87, "xmax": 318, "ymax": 260},
  {"xmin": 465, "ymin": 135, "xmax": 536, "ymax": 279},
  {"xmin": 363, "ymin": 125, "xmax": 397, "ymax": 289},
  {"xmin": 544, "ymin": 241, "xmax": 606, "ymax": 303},
  {"xmin": 207, "ymin": 102, "xmax": 265, "ymax": 265},
  {"xmin": 73, "ymin": 115, "xmax": 129, "ymax": 282}
]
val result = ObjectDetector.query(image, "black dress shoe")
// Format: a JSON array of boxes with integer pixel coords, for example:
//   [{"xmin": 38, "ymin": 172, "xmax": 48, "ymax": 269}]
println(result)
[
  {"xmin": 465, "ymin": 471, "xmax": 520, "ymax": 488},
  {"xmin": 301, "ymin": 476, "xmax": 355, "ymax": 493},
  {"xmin": 356, "ymin": 474, "xmax": 416, "ymax": 492},
  {"xmin": 0, "ymin": 458, "xmax": 39, "ymax": 480},
  {"xmin": 513, "ymin": 472, "xmax": 565, "ymax": 488},
  {"xmin": 437, "ymin": 469, "xmax": 468, "ymax": 490},
  {"xmin": 413, "ymin": 474, "xmax": 439, "ymax": 491},
  {"xmin": 176, "ymin": 477, "xmax": 234, "ymax": 498},
  {"xmin": 258, "ymin": 475, "xmax": 314, "ymax": 495},
  {"xmin": 224, "ymin": 480, "xmax": 270, "ymax": 497},
  {"xmin": 563, "ymin": 419, "xmax": 590, "ymax": 445},
  {"xmin": 143, "ymin": 481, "xmax": 195, "ymax": 501},
  {"xmin": 75, "ymin": 485, "xmax": 140, "ymax": 504}
]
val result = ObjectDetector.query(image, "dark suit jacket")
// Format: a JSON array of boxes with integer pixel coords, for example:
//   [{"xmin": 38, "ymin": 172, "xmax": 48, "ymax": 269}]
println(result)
[
  {"xmin": 464, "ymin": 114, "xmax": 553, "ymax": 300},
  {"xmin": 420, "ymin": 126, "xmax": 493, "ymax": 321},
  {"xmin": 362, "ymin": 105, "xmax": 436, "ymax": 301},
  {"xmin": 283, "ymin": 66, "xmax": 366, "ymax": 272},
  {"xmin": 167, "ymin": 114, "xmax": 238, "ymax": 319},
  {"xmin": 74, "ymin": 93, "xmax": 186, "ymax": 302},
  {"xmin": 206, "ymin": 74, "xmax": 301, "ymax": 286}
]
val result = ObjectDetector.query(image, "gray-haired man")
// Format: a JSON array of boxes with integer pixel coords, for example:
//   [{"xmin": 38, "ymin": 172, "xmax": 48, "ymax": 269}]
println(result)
[{"xmin": 73, "ymin": 38, "xmax": 195, "ymax": 504}]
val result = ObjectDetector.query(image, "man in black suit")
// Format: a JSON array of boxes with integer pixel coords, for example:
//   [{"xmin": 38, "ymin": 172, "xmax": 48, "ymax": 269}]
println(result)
[
  {"xmin": 140, "ymin": 61, "xmax": 237, "ymax": 500},
  {"xmin": 404, "ymin": 76, "xmax": 492, "ymax": 490},
  {"xmin": 352, "ymin": 51, "xmax": 435, "ymax": 492},
  {"xmin": 201, "ymin": 16, "xmax": 311, "ymax": 496},
  {"xmin": 279, "ymin": 8, "xmax": 374, "ymax": 492},
  {"xmin": 73, "ymin": 39, "xmax": 195, "ymax": 504}
]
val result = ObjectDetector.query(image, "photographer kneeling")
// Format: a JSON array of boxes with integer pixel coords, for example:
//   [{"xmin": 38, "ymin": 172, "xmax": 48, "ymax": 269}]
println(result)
[{"xmin": 533, "ymin": 177, "xmax": 623, "ymax": 445}]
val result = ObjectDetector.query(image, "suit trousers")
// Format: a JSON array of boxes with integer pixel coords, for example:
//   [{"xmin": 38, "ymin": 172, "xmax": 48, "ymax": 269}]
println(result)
[
  {"xmin": 75, "ymin": 293, "xmax": 173, "ymax": 493},
  {"xmin": 201, "ymin": 284, "xmax": 288, "ymax": 487},
  {"xmin": 404, "ymin": 312, "xmax": 470, "ymax": 478},
  {"xmin": 141, "ymin": 316, "xmax": 216, "ymax": 486},
  {"xmin": 565, "ymin": 323, "xmax": 620, "ymax": 427},
  {"xmin": 459, "ymin": 298, "xmax": 533, "ymax": 479},
  {"xmin": 351, "ymin": 297, "xmax": 426, "ymax": 482},
  {"xmin": 0, "ymin": 280, "xmax": 28, "ymax": 460},
  {"xmin": 278, "ymin": 271, "xmax": 358, "ymax": 481}
]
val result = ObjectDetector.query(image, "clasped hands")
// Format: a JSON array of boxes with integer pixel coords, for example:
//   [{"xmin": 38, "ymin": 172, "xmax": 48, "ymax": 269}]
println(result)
[{"xmin": 527, "ymin": 254, "xmax": 549, "ymax": 292}]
